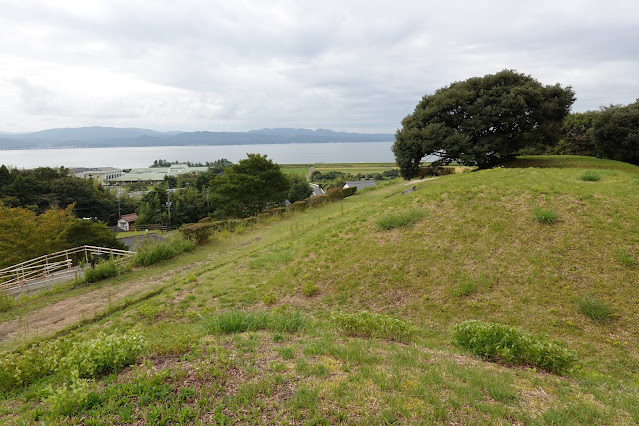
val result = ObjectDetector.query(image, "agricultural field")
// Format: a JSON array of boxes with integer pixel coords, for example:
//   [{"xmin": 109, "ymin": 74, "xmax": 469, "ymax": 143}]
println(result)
[
  {"xmin": 1, "ymin": 156, "xmax": 639, "ymax": 424},
  {"xmin": 280, "ymin": 163, "xmax": 399, "ymax": 178}
]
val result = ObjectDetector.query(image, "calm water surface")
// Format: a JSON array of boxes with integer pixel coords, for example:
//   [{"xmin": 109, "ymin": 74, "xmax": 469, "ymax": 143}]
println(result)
[{"xmin": 0, "ymin": 142, "xmax": 398, "ymax": 169}]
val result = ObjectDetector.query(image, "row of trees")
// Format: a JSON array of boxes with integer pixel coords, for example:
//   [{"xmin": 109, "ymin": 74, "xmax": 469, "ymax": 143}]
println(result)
[
  {"xmin": 136, "ymin": 154, "xmax": 313, "ymax": 226},
  {"xmin": 0, "ymin": 204, "xmax": 125, "ymax": 268},
  {"xmin": 0, "ymin": 166, "xmax": 136, "ymax": 223},
  {"xmin": 393, "ymin": 69, "xmax": 639, "ymax": 178}
]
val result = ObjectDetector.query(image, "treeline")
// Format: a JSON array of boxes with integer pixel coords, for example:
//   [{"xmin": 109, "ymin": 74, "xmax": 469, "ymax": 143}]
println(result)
[
  {"xmin": 310, "ymin": 169, "xmax": 399, "ymax": 189},
  {"xmin": 518, "ymin": 101, "xmax": 639, "ymax": 164},
  {"xmin": 0, "ymin": 166, "xmax": 135, "ymax": 223},
  {"xmin": 150, "ymin": 158, "xmax": 233, "ymax": 169},
  {"xmin": 0, "ymin": 205, "xmax": 125, "ymax": 268},
  {"xmin": 136, "ymin": 154, "xmax": 312, "ymax": 227}
]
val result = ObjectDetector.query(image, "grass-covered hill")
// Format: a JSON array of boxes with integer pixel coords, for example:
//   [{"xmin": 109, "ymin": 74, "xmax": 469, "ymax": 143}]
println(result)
[{"xmin": 1, "ymin": 156, "xmax": 639, "ymax": 424}]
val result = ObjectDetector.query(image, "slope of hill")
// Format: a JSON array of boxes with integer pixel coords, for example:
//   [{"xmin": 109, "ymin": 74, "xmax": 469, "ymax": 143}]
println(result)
[
  {"xmin": 1, "ymin": 156, "xmax": 638, "ymax": 423},
  {"xmin": 0, "ymin": 127, "xmax": 393, "ymax": 149}
]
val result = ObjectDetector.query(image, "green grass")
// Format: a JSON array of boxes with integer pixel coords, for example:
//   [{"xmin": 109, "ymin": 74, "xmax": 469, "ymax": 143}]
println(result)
[
  {"xmin": 577, "ymin": 296, "xmax": 615, "ymax": 322},
  {"xmin": 376, "ymin": 209, "xmax": 424, "ymax": 229},
  {"xmin": 579, "ymin": 170, "xmax": 602, "ymax": 181},
  {"xmin": 533, "ymin": 207, "xmax": 558, "ymax": 224},
  {"xmin": 3, "ymin": 155, "xmax": 639, "ymax": 423}
]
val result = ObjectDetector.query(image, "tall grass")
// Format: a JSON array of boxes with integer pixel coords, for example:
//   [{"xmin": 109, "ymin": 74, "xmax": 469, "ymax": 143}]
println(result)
[
  {"xmin": 0, "ymin": 291, "xmax": 15, "ymax": 312},
  {"xmin": 578, "ymin": 170, "xmax": 602, "ymax": 181},
  {"xmin": 131, "ymin": 237, "xmax": 196, "ymax": 267},
  {"xmin": 577, "ymin": 297, "xmax": 615, "ymax": 322},
  {"xmin": 83, "ymin": 260, "xmax": 119, "ymax": 283},
  {"xmin": 376, "ymin": 209, "xmax": 424, "ymax": 230},
  {"xmin": 199, "ymin": 307, "xmax": 304, "ymax": 334},
  {"xmin": 533, "ymin": 207, "xmax": 558, "ymax": 224}
]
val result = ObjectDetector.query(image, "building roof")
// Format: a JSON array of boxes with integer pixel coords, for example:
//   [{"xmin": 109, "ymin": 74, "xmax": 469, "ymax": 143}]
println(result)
[
  {"xmin": 343, "ymin": 180, "xmax": 377, "ymax": 191},
  {"xmin": 109, "ymin": 165, "xmax": 209, "ymax": 182},
  {"xmin": 309, "ymin": 183, "xmax": 325, "ymax": 197},
  {"xmin": 119, "ymin": 213, "xmax": 138, "ymax": 222}
]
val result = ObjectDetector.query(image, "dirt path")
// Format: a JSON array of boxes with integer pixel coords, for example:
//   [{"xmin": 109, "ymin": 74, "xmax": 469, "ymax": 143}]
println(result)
[{"xmin": 0, "ymin": 271, "xmax": 168, "ymax": 346}]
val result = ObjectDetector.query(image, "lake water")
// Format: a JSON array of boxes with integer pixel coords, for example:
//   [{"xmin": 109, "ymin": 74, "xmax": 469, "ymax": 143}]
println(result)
[{"xmin": 0, "ymin": 142, "xmax": 400, "ymax": 169}]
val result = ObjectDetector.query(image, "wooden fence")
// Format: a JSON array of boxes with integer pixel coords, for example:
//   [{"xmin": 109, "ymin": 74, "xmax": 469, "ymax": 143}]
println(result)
[{"xmin": 0, "ymin": 245, "xmax": 135, "ymax": 296}]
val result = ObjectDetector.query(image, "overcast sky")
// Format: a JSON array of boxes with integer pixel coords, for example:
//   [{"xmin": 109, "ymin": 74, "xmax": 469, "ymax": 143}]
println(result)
[{"xmin": 1, "ymin": 0, "xmax": 638, "ymax": 133}]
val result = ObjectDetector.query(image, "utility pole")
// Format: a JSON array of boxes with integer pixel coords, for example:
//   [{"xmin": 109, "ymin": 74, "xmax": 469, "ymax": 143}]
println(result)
[
  {"xmin": 166, "ymin": 187, "xmax": 172, "ymax": 230},
  {"xmin": 206, "ymin": 187, "xmax": 210, "ymax": 210},
  {"xmin": 117, "ymin": 185, "xmax": 122, "ymax": 218}
]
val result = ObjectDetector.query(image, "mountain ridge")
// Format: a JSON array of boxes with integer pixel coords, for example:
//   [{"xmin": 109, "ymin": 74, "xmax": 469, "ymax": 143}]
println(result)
[{"xmin": 0, "ymin": 127, "xmax": 394, "ymax": 149}]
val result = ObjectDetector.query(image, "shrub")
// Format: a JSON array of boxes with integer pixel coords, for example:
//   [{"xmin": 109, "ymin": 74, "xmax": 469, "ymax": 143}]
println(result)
[
  {"xmin": 131, "ymin": 237, "xmax": 196, "ymax": 267},
  {"xmin": 307, "ymin": 194, "xmax": 329, "ymax": 207},
  {"xmin": 59, "ymin": 330, "xmax": 145, "ymax": 378},
  {"xmin": 577, "ymin": 296, "xmax": 615, "ymax": 322},
  {"xmin": 199, "ymin": 307, "xmax": 304, "ymax": 335},
  {"xmin": 180, "ymin": 223, "xmax": 214, "ymax": 245},
  {"xmin": 290, "ymin": 200, "xmax": 308, "ymax": 212},
  {"xmin": 533, "ymin": 208, "xmax": 558, "ymax": 224},
  {"xmin": 342, "ymin": 186, "xmax": 357, "ymax": 197},
  {"xmin": 45, "ymin": 372, "xmax": 100, "ymax": 417},
  {"xmin": 578, "ymin": 170, "xmax": 601, "ymax": 181},
  {"xmin": 302, "ymin": 283, "xmax": 320, "ymax": 297},
  {"xmin": 376, "ymin": 209, "xmax": 424, "ymax": 230},
  {"xmin": 0, "ymin": 339, "xmax": 71, "ymax": 390},
  {"xmin": 0, "ymin": 291, "xmax": 15, "ymax": 312},
  {"xmin": 83, "ymin": 260, "xmax": 118, "ymax": 283},
  {"xmin": 331, "ymin": 310, "xmax": 416, "ymax": 342},
  {"xmin": 450, "ymin": 275, "xmax": 485, "ymax": 297},
  {"xmin": 326, "ymin": 187, "xmax": 346, "ymax": 201},
  {"xmin": 616, "ymin": 249, "xmax": 636, "ymax": 267},
  {"xmin": 452, "ymin": 320, "xmax": 577, "ymax": 374}
]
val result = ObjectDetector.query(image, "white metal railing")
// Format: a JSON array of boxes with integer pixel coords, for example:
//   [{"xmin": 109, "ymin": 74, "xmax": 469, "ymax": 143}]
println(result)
[{"xmin": 0, "ymin": 245, "xmax": 135, "ymax": 294}]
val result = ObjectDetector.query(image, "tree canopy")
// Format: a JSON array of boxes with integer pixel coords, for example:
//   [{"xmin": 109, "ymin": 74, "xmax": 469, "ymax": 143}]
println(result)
[
  {"xmin": 210, "ymin": 154, "xmax": 289, "ymax": 218},
  {"xmin": 392, "ymin": 70, "xmax": 575, "ymax": 177},
  {"xmin": 591, "ymin": 100, "xmax": 639, "ymax": 165}
]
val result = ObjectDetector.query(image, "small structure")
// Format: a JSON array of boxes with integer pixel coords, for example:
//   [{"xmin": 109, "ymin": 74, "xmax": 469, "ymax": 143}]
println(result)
[
  {"xmin": 72, "ymin": 167, "xmax": 124, "ymax": 184},
  {"xmin": 109, "ymin": 164, "xmax": 209, "ymax": 183},
  {"xmin": 309, "ymin": 183, "xmax": 325, "ymax": 197},
  {"xmin": 117, "ymin": 213, "xmax": 138, "ymax": 231},
  {"xmin": 343, "ymin": 180, "xmax": 377, "ymax": 191}
]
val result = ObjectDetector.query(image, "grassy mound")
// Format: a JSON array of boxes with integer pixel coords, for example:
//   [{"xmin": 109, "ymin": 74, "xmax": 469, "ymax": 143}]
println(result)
[{"xmin": 1, "ymin": 156, "xmax": 639, "ymax": 423}]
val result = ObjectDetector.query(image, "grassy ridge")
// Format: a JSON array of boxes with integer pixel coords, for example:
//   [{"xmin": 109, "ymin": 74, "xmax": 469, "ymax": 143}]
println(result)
[{"xmin": 1, "ymin": 156, "xmax": 639, "ymax": 423}]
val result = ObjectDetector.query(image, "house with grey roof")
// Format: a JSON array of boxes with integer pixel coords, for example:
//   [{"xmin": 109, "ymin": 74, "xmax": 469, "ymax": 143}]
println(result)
[{"xmin": 343, "ymin": 180, "xmax": 377, "ymax": 191}]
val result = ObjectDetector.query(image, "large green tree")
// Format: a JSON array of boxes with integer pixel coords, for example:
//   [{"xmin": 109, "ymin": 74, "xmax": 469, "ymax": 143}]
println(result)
[
  {"xmin": 210, "ymin": 154, "xmax": 289, "ymax": 218},
  {"xmin": 591, "ymin": 100, "xmax": 639, "ymax": 165},
  {"xmin": 393, "ymin": 70, "xmax": 575, "ymax": 177}
]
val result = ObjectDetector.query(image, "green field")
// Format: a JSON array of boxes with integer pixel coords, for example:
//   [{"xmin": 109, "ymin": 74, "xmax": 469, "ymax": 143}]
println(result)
[
  {"xmin": 2, "ymin": 156, "xmax": 639, "ymax": 424},
  {"xmin": 280, "ymin": 163, "xmax": 398, "ymax": 178}
]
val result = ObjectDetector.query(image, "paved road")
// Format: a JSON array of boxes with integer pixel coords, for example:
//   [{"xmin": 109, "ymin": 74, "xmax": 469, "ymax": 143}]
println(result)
[
  {"xmin": 6, "ymin": 266, "xmax": 84, "ymax": 297},
  {"xmin": 118, "ymin": 233, "xmax": 166, "ymax": 250}
]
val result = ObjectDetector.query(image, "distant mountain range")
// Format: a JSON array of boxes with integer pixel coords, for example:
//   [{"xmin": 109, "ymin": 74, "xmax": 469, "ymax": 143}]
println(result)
[{"xmin": 0, "ymin": 127, "xmax": 394, "ymax": 149}]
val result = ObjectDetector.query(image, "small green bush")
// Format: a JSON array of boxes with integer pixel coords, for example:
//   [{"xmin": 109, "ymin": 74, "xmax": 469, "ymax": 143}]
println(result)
[
  {"xmin": 331, "ymin": 310, "xmax": 416, "ymax": 342},
  {"xmin": 302, "ymin": 283, "xmax": 320, "ymax": 297},
  {"xmin": 179, "ymin": 223, "xmax": 214, "ymax": 245},
  {"xmin": 452, "ymin": 320, "xmax": 577, "ymax": 374},
  {"xmin": 200, "ymin": 307, "xmax": 304, "ymax": 335},
  {"xmin": 0, "ymin": 291, "xmax": 15, "ymax": 312},
  {"xmin": 132, "ymin": 237, "xmax": 196, "ymax": 267},
  {"xmin": 376, "ymin": 209, "xmax": 424, "ymax": 230},
  {"xmin": 45, "ymin": 372, "xmax": 100, "ymax": 417},
  {"xmin": 577, "ymin": 296, "xmax": 614, "ymax": 322},
  {"xmin": 578, "ymin": 170, "xmax": 601, "ymax": 181},
  {"xmin": 616, "ymin": 249, "xmax": 636, "ymax": 267},
  {"xmin": 59, "ymin": 330, "xmax": 145, "ymax": 378},
  {"xmin": 83, "ymin": 260, "xmax": 118, "ymax": 283},
  {"xmin": 450, "ymin": 275, "xmax": 485, "ymax": 297},
  {"xmin": 533, "ymin": 208, "xmax": 558, "ymax": 224}
]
